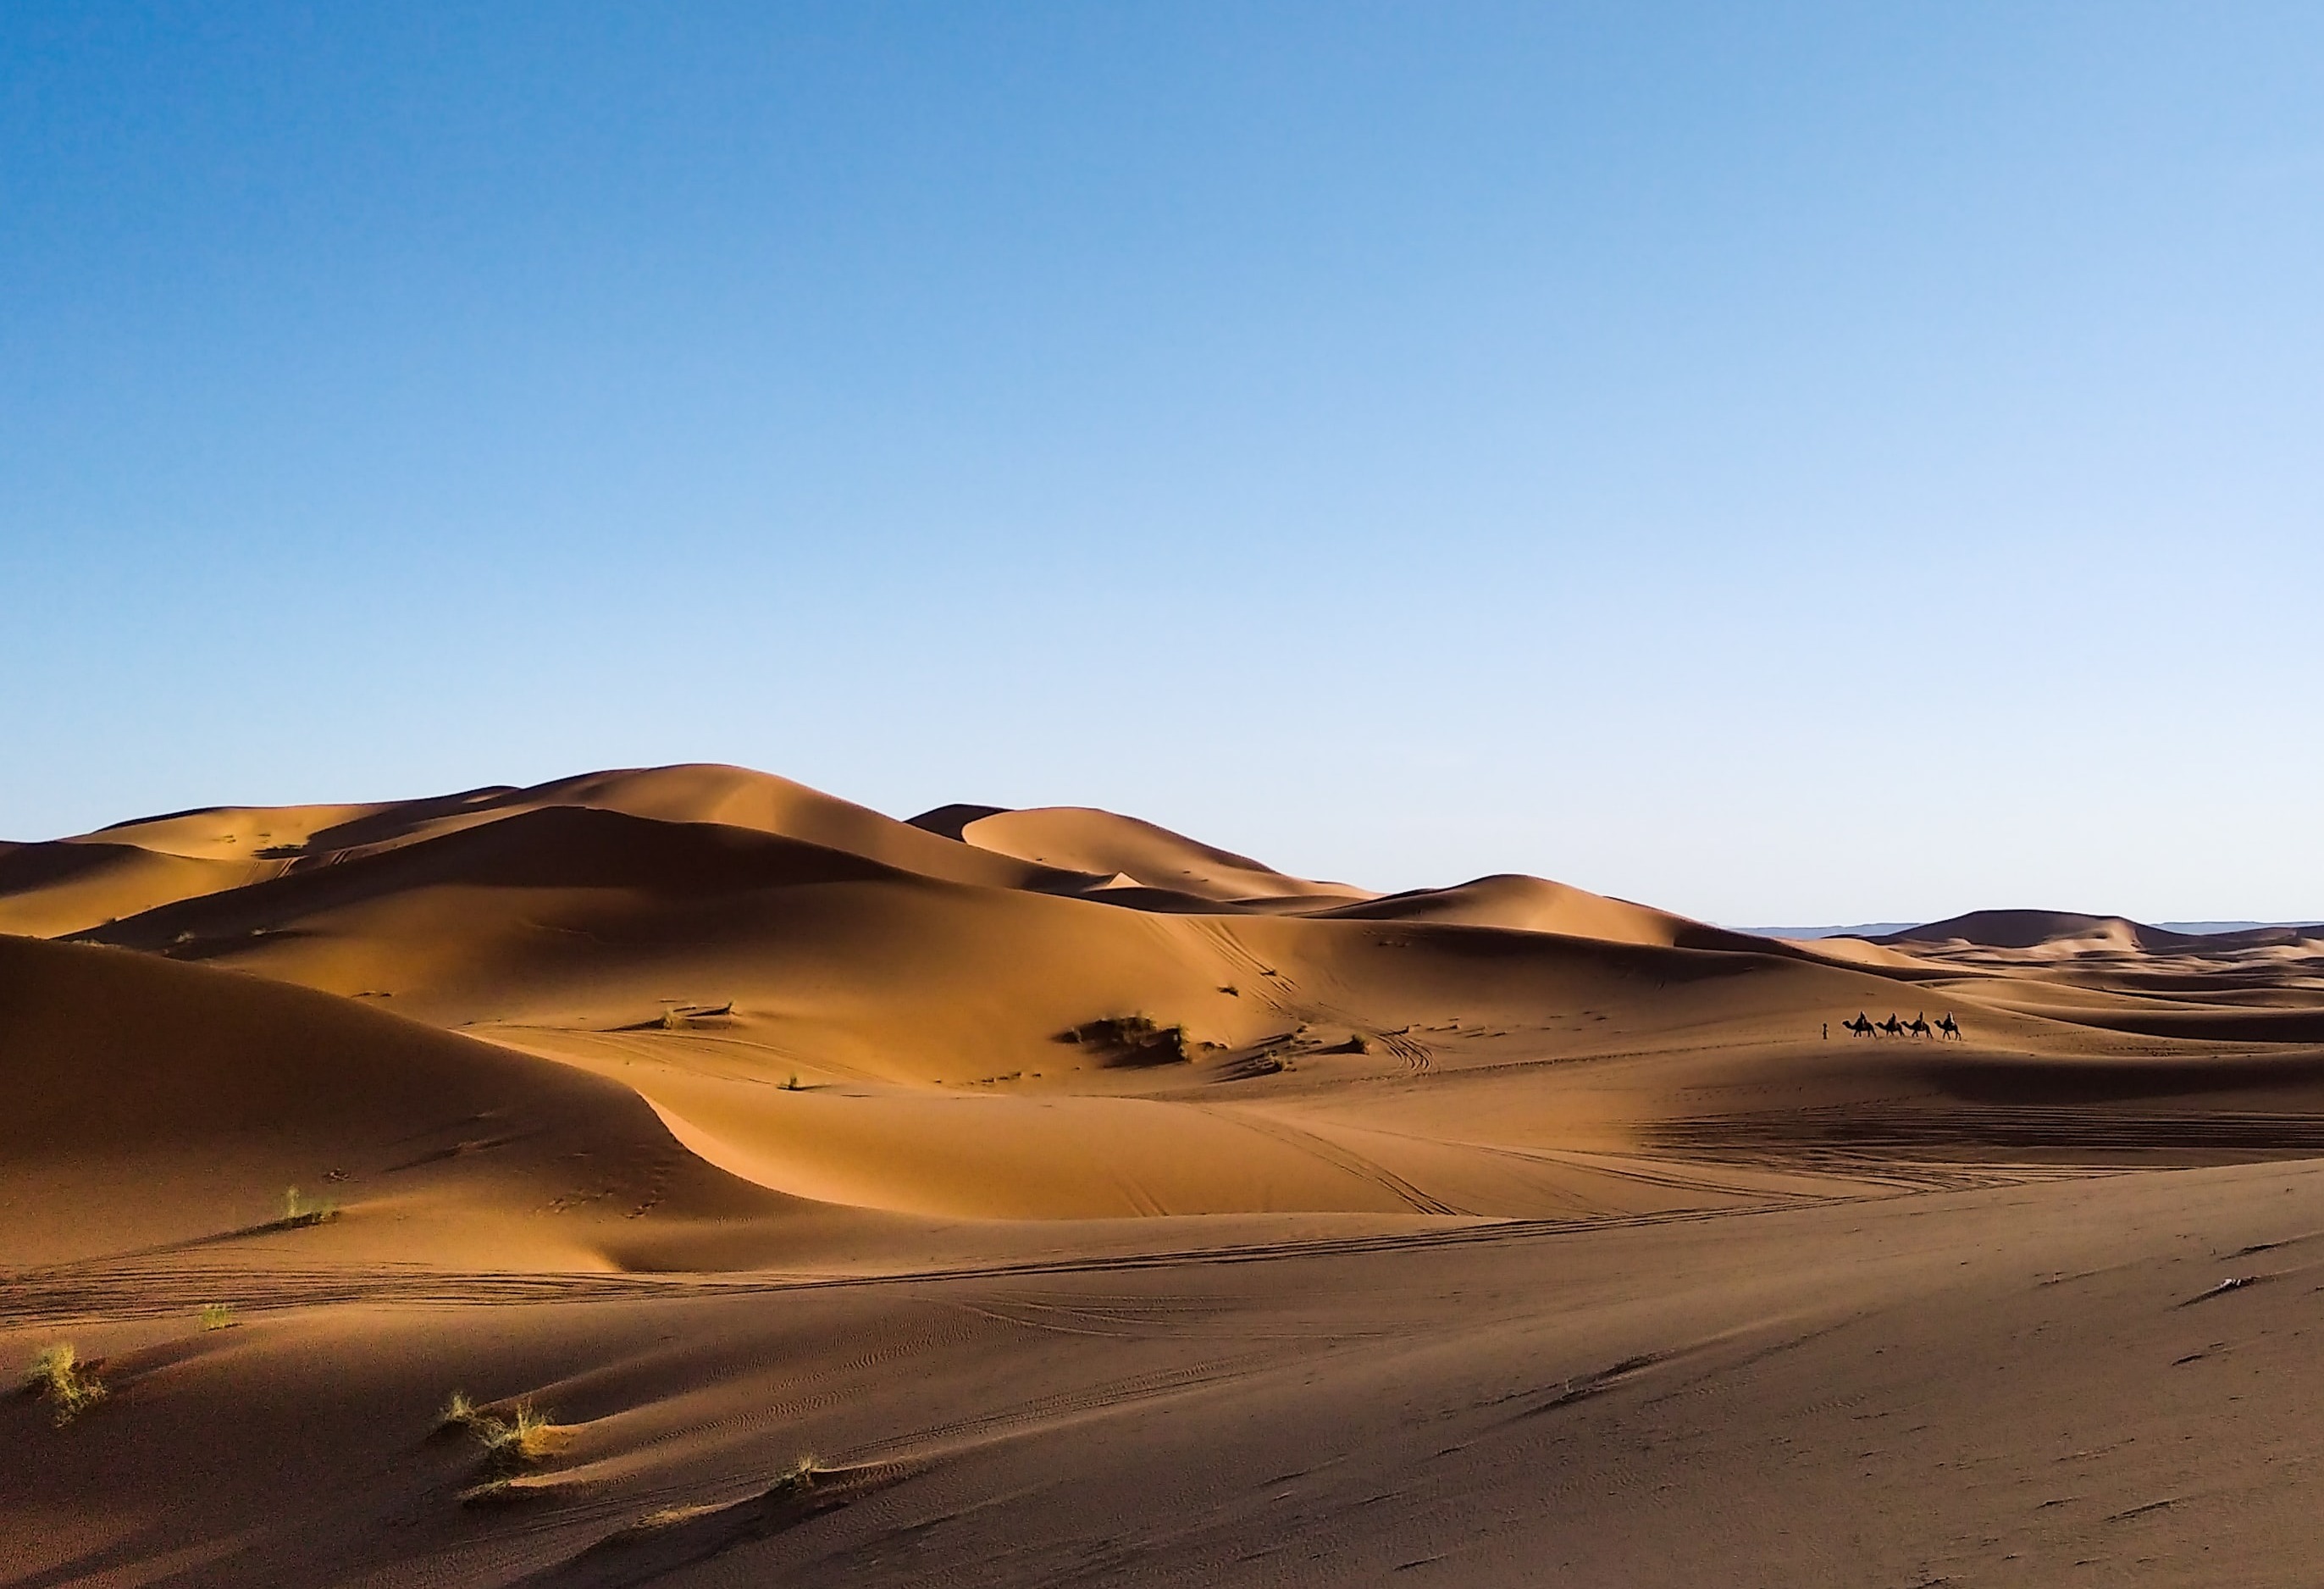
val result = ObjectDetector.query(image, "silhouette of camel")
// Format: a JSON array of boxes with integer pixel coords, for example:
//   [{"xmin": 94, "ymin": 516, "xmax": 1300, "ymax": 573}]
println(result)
[
  {"xmin": 1937, "ymin": 1012, "xmax": 1962, "ymax": 1041},
  {"xmin": 1843, "ymin": 1013, "xmax": 1875, "ymax": 1038},
  {"xmin": 1878, "ymin": 1014, "xmax": 1906, "ymax": 1038},
  {"xmin": 1906, "ymin": 1013, "xmax": 1934, "ymax": 1039}
]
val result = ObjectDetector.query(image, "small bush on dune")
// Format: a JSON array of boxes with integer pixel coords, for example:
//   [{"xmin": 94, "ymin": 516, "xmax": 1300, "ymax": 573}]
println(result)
[
  {"xmin": 279, "ymin": 1187, "xmax": 339, "ymax": 1227},
  {"xmin": 441, "ymin": 1391, "xmax": 563, "ymax": 1471},
  {"xmin": 449, "ymin": 1397, "xmax": 570, "ymax": 1505},
  {"xmin": 198, "ymin": 1304, "xmax": 236, "ymax": 1332},
  {"xmin": 658, "ymin": 1001, "xmax": 733, "ymax": 1032},
  {"xmin": 766, "ymin": 1453, "xmax": 825, "ymax": 1498},
  {"xmin": 22, "ymin": 1343, "xmax": 107, "ymax": 1426},
  {"xmin": 485, "ymin": 1402, "xmax": 561, "ymax": 1467},
  {"xmin": 1063, "ymin": 1014, "xmax": 1193, "ymax": 1066}
]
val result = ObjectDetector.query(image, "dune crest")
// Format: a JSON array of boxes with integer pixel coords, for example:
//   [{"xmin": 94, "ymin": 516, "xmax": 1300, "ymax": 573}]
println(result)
[
  {"xmin": 916, "ymin": 803, "xmax": 1372, "ymax": 906},
  {"xmin": 1874, "ymin": 908, "xmax": 2202, "ymax": 954}
]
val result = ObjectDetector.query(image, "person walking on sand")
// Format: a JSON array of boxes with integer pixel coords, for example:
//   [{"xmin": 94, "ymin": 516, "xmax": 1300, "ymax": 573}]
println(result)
[{"xmin": 1822, "ymin": 1021, "xmax": 1829, "ymax": 1040}]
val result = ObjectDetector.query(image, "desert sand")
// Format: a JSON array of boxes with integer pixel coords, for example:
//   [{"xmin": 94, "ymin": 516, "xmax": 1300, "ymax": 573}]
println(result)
[{"xmin": 6, "ymin": 762, "xmax": 2324, "ymax": 1585}]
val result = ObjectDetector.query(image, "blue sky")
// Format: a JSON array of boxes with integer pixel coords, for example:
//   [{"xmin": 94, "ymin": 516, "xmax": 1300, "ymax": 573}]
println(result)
[{"xmin": 4, "ymin": 3, "xmax": 2320, "ymax": 922}]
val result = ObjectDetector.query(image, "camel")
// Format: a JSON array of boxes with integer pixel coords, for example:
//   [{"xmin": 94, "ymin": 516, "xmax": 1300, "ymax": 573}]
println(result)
[
  {"xmin": 1906, "ymin": 1013, "xmax": 1934, "ymax": 1039},
  {"xmin": 1842, "ymin": 1013, "xmax": 1876, "ymax": 1038},
  {"xmin": 1937, "ymin": 1012, "xmax": 1962, "ymax": 1041},
  {"xmin": 1878, "ymin": 1014, "xmax": 1906, "ymax": 1038}
]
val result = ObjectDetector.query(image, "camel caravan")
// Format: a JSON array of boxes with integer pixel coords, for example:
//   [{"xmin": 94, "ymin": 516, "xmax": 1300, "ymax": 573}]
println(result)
[{"xmin": 1842, "ymin": 1010, "xmax": 1962, "ymax": 1040}]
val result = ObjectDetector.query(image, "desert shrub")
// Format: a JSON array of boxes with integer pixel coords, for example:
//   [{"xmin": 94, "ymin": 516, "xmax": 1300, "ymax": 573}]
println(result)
[
  {"xmin": 659, "ymin": 1001, "xmax": 733, "ymax": 1031},
  {"xmin": 198, "ymin": 1304, "xmax": 236, "ymax": 1332},
  {"xmin": 279, "ymin": 1187, "xmax": 339, "ymax": 1226},
  {"xmin": 482, "ymin": 1402, "xmax": 559, "ymax": 1467},
  {"xmin": 1063, "ymin": 1014, "xmax": 1193, "ymax": 1066},
  {"xmin": 443, "ymin": 1392, "xmax": 562, "ymax": 1471},
  {"xmin": 22, "ymin": 1343, "xmax": 107, "ymax": 1426},
  {"xmin": 766, "ymin": 1453, "xmax": 824, "ymax": 1498}
]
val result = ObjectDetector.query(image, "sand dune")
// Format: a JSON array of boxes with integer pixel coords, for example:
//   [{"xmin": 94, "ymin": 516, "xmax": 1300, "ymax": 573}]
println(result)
[
  {"xmin": 915, "ymin": 802, "xmax": 1370, "ymax": 905},
  {"xmin": 7, "ymin": 763, "xmax": 2324, "ymax": 1585},
  {"xmin": 0, "ymin": 840, "xmax": 278, "ymax": 938},
  {"xmin": 0, "ymin": 935, "xmax": 800, "ymax": 1272},
  {"xmin": 1317, "ymin": 871, "xmax": 1790, "ymax": 955},
  {"xmin": 17, "ymin": 769, "xmax": 2324, "ymax": 1220},
  {"xmin": 1875, "ymin": 907, "xmax": 2203, "ymax": 953}
]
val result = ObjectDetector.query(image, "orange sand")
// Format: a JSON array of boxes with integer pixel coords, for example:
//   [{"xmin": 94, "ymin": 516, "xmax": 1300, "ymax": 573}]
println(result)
[{"xmin": 7, "ymin": 764, "xmax": 2321, "ymax": 1585}]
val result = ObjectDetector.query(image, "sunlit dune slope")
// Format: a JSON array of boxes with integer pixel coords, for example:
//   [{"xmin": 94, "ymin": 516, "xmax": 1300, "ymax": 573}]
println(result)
[
  {"xmin": 74, "ymin": 799, "xmax": 1852, "ymax": 1073},
  {"xmin": 0, "ymin": 840, "xmax": 279, "ymax": 938},
  {"xmin": 1315, "ymin": 872, "xmax": 1801, "ymax": 957},
  {"xmin": 0, "ymin": 935, "xmax": 795, "ymax": 1270},
  {"xmin": 75, "ymin": 797, "xmax": 411, "ymax": 860},
  {"xmin": 528, "ymin": 765, "xmax": 1090, "ymax": 891},
  {"xmin": 914, "ymin": 802, "xmax": 1370, "ymax": 906},
  {"xmin": 3, "ymin": 765, "xmax": 1083, "ymax": 937},
  {"xmin": 1783, "ymin": 932, "xmax": 1945, "ymax": 971}
]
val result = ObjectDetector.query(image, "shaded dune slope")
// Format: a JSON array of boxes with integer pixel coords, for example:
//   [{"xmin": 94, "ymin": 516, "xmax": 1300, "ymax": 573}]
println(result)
[{"xmin": 0, "ymin": 936, "xmax": 796, "ymax": 1270}]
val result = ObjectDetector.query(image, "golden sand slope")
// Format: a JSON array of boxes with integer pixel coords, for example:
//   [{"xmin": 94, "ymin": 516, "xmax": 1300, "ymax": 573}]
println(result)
[
  {"xmin": 916, "ymin": 801, "xmax": 1374, "ymax": 907},
  {"xmin": 0, "ymin": 841, "xmax": 279, "ymax": 938}
]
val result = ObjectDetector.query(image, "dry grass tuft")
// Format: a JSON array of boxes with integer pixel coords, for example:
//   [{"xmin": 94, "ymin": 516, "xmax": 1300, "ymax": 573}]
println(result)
[
  {"xmin": 448, "ymin": 1397, "xmax": 571, "ymax": 1506},
  {"xmin": 766, "ymin": 1453, "xmax": 825, "ymax": 1498},
  {"xmin": 441, "ymin": 1392, "xmax": 566, "ymax": 1470},
  {"xmin": 22, "ymin": 1343, "xmax": 107, "ymax": 1426},
  {"xmin": 459, "ymin": 1475, "xmax": 556, "ymax": 1507},
  {"xmin": 483, "ymin": 1402, "xmax": 563, "ymax": 1467},
  {"xmin": 439, "ymin": 1389, "xmax": 481, "ymax": 1431},
  {"xmin": 279, "ymin": 1187, "xmax": 340, "ymax": 1226},
  {"xmin": 626, "ymin": 1500, "xmax": 722, "ymax": 1534},
  {"xmin": 611, "ymin": 1458, "xmax": 832, "ymax": 1539}
]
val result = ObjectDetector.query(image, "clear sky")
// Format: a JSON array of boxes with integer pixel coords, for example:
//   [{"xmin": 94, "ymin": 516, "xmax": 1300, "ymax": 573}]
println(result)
[{"xmin": 4, "ymin": 3, "xmax": 2320, "ymax": 924}]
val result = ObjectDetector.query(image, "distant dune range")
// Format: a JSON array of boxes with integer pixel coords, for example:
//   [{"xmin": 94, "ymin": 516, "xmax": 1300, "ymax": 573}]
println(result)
[{"xmin": 7, "ymin": 763, "xmax": 2324, "ymax": 1585}]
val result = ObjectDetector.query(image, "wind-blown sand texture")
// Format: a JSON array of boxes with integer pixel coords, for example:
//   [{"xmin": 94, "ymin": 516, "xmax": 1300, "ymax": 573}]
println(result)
[{"xmin": 6, "ymin": 763, "xmax": 2323, "ymax": 1585}]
